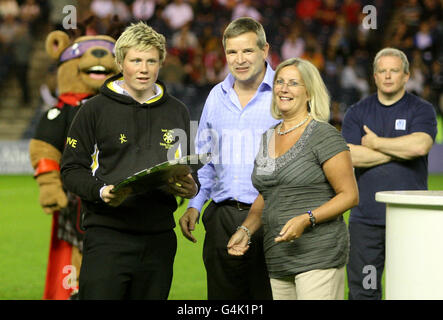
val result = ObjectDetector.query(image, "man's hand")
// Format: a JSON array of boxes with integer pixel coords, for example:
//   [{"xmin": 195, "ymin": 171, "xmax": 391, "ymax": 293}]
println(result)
[
  {"xmin": 179, "ymin": 207, "xmax": 199, "ymax": 243},
  {"xmin": 167, "ymin": 173, "xmax": 197, "ymax": 199},
  {"xmin": 361, "ymin": 125, "xmax": 379, "ymax": 150},
  {"xmin": 101, "ymin": 185, "xmax": 131, "ymax": 207}
]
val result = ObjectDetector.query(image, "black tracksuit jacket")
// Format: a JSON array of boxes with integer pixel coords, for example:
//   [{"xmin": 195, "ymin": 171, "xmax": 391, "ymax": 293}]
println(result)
[{"xmin": 61, "ymin": 74, "xmax": 192, "ymax": 233}]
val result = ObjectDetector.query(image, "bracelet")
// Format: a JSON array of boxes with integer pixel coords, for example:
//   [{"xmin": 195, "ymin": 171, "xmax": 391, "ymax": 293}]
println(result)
[
  {"xmin": 237, "ymin": 225, "xmax": 252, "ymax": 244},
  {"xmin": 307, "ymin": 210, "xmax": 316, "ymax": 228}
]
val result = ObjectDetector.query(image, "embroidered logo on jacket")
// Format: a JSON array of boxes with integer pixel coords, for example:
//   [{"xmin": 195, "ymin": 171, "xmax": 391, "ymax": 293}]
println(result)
[
  {"xmin": 160, "ymin": 129, "xmax": 182, "ymax": 159},
  {"xmin": 160, "ymin": 129, "xmax": 175, "ymax": 149},
  {"xmin": 66, "ymin": 137, "xmax": 77, "ymax": 148},
  {"xmin": 47, "ymin": 108, "xmax": 61, "ymax": 120},
  {"xmin": 119, "ymin": 134, "xmax": 127, "ymax": 143}
]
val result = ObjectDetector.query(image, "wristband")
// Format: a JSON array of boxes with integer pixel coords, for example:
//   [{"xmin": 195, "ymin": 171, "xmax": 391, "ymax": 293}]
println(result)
[
  {"xmin": 34, "ymin": 158, "xmax": 60, "ymax": 177},
  {"xmin": 99, "ymin": 185, "xmax": 107, "ymax": 201},
  {"xmin": 237, "ymin": 225, "xmax": 252, "ymax": 244}
]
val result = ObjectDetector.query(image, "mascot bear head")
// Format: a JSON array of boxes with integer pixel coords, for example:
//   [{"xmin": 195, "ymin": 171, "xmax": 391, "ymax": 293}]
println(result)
[{"xmin": 45, "ymin": 31, "xmax": 119, "ymax": 97}]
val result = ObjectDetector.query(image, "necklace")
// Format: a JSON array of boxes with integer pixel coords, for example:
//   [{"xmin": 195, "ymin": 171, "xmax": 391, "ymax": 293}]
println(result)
[{"xmin": 277, "ymin": 113, "xmax": 311, "ymax": 135}]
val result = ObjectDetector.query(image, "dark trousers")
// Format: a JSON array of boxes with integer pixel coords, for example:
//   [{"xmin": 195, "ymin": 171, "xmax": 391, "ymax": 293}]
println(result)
[
  {"xmin": 347, "ymin": 221, "xmax": 385, "ymax": 300},
  {"xmin": 202, "ymin": 201, "xmax": 273, "ymax": 300},
  {"xmin": 79, "ymin": 226, "xmax": 177, "ymax": 300}
]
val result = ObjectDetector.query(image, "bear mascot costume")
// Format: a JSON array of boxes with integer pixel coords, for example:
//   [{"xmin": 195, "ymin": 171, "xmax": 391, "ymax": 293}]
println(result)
[{"xmin": 29, "ymin": 28, "xmax": 119, "ymax": 299}]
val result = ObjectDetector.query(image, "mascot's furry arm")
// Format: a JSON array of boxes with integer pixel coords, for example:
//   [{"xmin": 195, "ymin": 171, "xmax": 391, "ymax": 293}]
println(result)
[
  {"xmin": 29, "ymin": 139, "xmax": 67, "ymax": 214},
  {"xmin": 29, "ymin": 31, "xmax": 72, "ymax": 215}
]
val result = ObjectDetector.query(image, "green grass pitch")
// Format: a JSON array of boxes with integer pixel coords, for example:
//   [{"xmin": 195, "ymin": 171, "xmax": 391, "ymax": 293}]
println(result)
[{"xmin": 1, "ymin": 174, "xmax": 443, "ymax": 300}]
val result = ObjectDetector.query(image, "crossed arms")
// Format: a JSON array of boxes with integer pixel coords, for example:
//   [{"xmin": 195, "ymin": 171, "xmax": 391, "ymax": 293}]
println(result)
[{"xmin": 348, "ymin": 125, "xmax": 434, "ymax": 168}]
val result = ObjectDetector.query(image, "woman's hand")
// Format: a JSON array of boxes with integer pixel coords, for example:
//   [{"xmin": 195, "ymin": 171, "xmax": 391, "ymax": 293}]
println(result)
[
  {"xmin": 227, "ymin": 228, "xmax": 250, "ymax": 256},
  {"xmin": 275, "ymin": 214, "xmax": 311, "ymax": 243}
]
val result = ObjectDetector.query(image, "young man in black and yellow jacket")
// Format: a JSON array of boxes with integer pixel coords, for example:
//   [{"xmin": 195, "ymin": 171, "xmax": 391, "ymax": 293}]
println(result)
[{"xmin": 61, "ymin": 22, "xmax": 197, "ymax": 300}]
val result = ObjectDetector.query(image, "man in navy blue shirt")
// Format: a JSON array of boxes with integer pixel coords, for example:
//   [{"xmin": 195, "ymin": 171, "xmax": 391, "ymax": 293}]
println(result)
[{"xmin": 342, "ymin": 47, "xmax": 437, "ymax": 299}]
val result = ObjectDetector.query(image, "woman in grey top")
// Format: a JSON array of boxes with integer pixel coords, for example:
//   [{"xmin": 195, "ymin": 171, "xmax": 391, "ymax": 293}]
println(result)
[{"xmin": 227, "ymin": 58, "xmax": 359, "ymax": 300}]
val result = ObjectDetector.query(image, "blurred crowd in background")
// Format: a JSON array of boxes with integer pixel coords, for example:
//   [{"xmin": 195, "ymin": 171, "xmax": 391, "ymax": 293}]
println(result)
[{"xmin": 0, "ymin": 0, "xmax": 442, "ymax": 125}]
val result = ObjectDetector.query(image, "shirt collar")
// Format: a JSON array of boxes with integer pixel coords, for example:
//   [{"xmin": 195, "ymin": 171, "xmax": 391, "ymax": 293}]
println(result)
[
  {"xmin": 221, "ymin": 61, "xmax": 274, "ymax": 93},
  {"xmin": 108, "ymin": 77, "xmax": 163, "ymax": 103}
]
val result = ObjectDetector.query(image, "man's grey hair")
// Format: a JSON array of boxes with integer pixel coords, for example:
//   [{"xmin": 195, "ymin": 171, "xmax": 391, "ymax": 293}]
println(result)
[{"xmin": 373, "ymin": 47, "xmax": 409, "ymax": 74}]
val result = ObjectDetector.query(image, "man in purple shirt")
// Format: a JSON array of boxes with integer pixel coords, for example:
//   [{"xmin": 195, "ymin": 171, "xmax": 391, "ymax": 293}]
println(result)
[{"xmin": 179, "ymin": 17, "xmax": 278, "ymax": 299}]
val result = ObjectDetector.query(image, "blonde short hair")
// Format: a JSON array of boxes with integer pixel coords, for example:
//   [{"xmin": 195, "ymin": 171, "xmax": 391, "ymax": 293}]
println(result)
[
  {"xmin": 373, "ymin": 47, "xmax": 409, "ymax": 74},
  {"xmin": 115, "ymin": 21, "xmax": 166, "ymax": 66},
  {"xmin": 271, "ymin": 58, "xmax": 330, "ymax": 122}
]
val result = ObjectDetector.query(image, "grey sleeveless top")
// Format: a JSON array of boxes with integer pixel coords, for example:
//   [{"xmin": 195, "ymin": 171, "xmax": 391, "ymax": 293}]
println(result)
[{"xmin": 252, "ymin": 120, "xmax": 350, "ymax": 278}]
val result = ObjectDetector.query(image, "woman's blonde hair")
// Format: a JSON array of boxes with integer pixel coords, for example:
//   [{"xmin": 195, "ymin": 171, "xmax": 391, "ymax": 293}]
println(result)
[
  {"xmin": 271, "ymin": 58, "xmax": 330, "ymax": 122},
  {"xmin": 115, "ymin": 21, "xmax": 166, "ymax": 66}
]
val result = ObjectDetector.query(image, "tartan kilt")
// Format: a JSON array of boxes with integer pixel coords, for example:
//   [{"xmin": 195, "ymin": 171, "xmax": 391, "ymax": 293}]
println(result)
[{"xmin": 57, "ymin": 191, "xmax": 85, "ymax": 253}]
